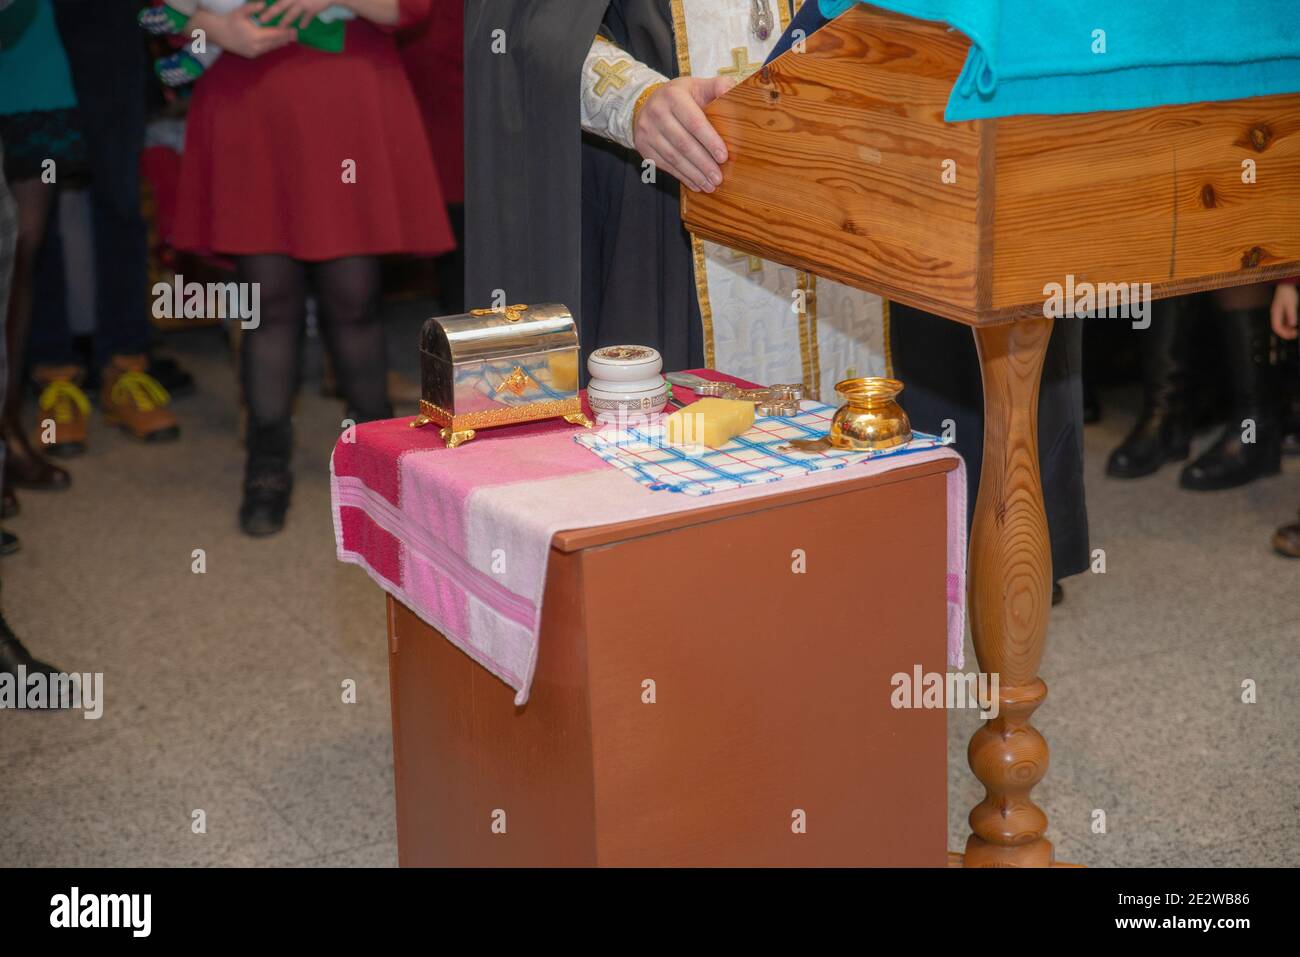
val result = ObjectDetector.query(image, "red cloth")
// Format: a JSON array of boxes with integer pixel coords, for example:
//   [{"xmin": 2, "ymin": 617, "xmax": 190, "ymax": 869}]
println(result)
[
  {"xmin": 399, "ymin": 0, "xmax": 463, "ymax": 203},
  {"xmin": 173, "ymin": 17, "xmax": 453, "ymax": 261}
]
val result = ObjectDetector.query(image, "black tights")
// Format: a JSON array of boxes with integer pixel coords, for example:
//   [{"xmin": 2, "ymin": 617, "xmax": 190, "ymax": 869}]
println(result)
[
  {"xmin": 235, "ymin": 254, "xmax": 391, "ymax": 428},
  {"xmin": 5, "ymin": 179, "xmax": 56, "ymax": 418}
]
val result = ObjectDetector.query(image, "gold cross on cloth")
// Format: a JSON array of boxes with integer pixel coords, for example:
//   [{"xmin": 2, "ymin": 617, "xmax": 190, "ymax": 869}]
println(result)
[
  {"xmin": 592, "ymin": 58, "xmax": 633, "ymax": 96},
  {"xmin": 727, "ymin": 247, "xmax": 764, "ymax": 273},
  {"xmin": 717, "ymin": 47, "xmax": 759, "ymax": 81}
]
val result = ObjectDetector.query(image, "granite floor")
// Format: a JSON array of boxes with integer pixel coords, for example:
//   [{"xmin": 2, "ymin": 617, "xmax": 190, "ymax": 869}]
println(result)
[{"xmin": 1, "ymin": 313, "xmax": 1296, "ymax": 868}]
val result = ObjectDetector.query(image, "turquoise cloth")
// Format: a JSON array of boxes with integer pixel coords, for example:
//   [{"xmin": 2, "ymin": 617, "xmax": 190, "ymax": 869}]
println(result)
[
  {"xmin": 820, "ymin": 0, "xmax": 1300, "ymax": 120},
  {"xmin": 0, "ymin": 0, "xmax": 78, "ymax": 115}
]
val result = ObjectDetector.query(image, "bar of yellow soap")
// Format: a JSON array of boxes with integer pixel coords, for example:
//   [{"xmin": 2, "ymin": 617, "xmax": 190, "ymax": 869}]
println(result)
[
  {"xmin": 548, "ymin": 352, "xmax": 578, "ymax": 391},
  {"xmin": 663, "ymin": 398, "xmax": 755, "ymax": 448}
]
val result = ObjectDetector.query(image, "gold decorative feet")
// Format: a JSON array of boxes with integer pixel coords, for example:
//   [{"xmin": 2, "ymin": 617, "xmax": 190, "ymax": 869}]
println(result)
[
  {"xmin": 415, "ymin": 409, "xmax": 588, "ymax": 442},
  {"xmin": 439, "ymin": 428, "xmax": 476, "ymax": 448}
]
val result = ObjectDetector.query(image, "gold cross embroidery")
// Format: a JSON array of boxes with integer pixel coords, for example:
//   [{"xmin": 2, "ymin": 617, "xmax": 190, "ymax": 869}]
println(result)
[
  {"xmin": 727, "ymin": 247, "xmax": 764, "ymax": 273},
  {"xmin": 592, "ymin": 59, "xmax": 633, "ymax": 96},
  {"xmin": 717, "ymin": 47, "xmax": 759, "ymax": 81}
]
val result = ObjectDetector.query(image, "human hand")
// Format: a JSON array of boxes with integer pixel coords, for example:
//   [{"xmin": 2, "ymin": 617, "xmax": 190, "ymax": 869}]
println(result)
[
  {"xmin": 207, "ymin": 4, "xmax": 295, "ymax": 58},
  {"xmin": 633, "ymin": 76, "xmax": 736, "ymax": 193},
  {"xmin": 1271, "ymin": 282, "xmax": 1298, "ymax": 340},
  {"xmin": 258, "ymin": 0, "xmax": 337, "ymax": 29}
]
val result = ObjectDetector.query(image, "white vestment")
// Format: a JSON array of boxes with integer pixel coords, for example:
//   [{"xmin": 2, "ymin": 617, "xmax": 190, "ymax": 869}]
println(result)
[{"xmin": 580, "ymin": 0, "xmax": 888, "ymax": 402}]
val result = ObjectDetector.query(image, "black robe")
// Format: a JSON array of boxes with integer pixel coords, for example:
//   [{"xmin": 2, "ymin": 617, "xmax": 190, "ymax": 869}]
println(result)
[
  {"xmin": 464, "ymin": 0, "xmax": 703, "ymax": 375},
  {"xmin": 891, "ymin": 305, "xmax": 1091, "ymax": 580}
]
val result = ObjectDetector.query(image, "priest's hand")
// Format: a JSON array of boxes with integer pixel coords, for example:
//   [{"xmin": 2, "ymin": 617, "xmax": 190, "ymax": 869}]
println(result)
[
  {"xmin": 633, "ymin": 76, "xmax": 736, "ymax": 194},
  {"xmin": 1272, "ymin": 282, "xmax": 1298, "ymax": 340}
]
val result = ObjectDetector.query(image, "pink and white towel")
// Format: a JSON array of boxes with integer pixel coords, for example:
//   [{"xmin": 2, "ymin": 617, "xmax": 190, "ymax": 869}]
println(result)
[{"xmin": 331, "ymin": 373, "xmax": 968, "ymax": 704}]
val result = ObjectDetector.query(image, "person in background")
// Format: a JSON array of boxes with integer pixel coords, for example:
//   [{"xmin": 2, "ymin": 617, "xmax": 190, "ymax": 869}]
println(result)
[
  {"xmin": 171, "ymin": 0, "xmax": 452, "ymax": 536},
  {"xmin": 0, "ymin": 133, "xmax": 17, "ymax": 559},
  {"xmin": 467, "ymin": 0, "xmax": 888, "ymax": 401},
  {"xmin": 0, "ymin": 6, "xmax": 64, "ymax": 691},
  {"xmin": 1108, "ymin": 284, "xmax": 1281, "ymax": 489},
  {"xmin": 139, "ymin": 0, "xmax": 355, "ymax": 87},
  {"xmin": 27, "ymin": 0, "xmax": 182, "ymax": 457},
  {"xmin": 1103, "ymin": 295, "xmax": 1195, "ymax": 480},
  {"xmin": 398, "ymin": 0, "xmax": 463, "ymax": 313},
  {"xmin": 0, "ymin": 0, "xmax": 83, "ymax": 523},
  {"xmin": 1178, "ymin": 284, "xmax": 1282, "ymax": 490},
  {"xmin": 1268, "ymin": 280, "xmax": 1298, "ymax": 557}
]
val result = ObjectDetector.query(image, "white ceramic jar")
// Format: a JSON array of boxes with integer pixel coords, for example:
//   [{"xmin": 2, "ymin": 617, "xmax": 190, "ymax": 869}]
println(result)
[
  {"xmin": 586, "ymin": 345, "xmax": 668, "ymax": 421},
  {"xmin": 587, "ymin": 381, "xmax": 669, "ymax": 422},
  {"xmin": 587, "ymin": 345, "xmax": 663, "ymax": 382}
]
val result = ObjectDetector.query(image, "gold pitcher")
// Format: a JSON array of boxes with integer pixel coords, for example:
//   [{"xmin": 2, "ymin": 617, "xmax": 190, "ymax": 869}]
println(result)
[{"xmin": 829, "ymin": 377, "xmax": 911, "ymax": 451}]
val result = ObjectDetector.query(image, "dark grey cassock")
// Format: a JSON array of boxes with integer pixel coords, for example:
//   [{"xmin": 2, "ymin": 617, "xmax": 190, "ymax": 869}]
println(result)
[{"xmin": 464, "ymin": 0, "xmax": 704, "ymax": 375}]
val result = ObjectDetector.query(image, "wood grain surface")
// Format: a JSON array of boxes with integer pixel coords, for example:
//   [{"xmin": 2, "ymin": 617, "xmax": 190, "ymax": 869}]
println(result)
[
  {"xmin": 993, "ymin": 98, "xmax": 1300, "ymax": 314},
  {"xmin": 681, "ymin": 6, "xmax": 983, "ymax": 320},
  {"xmin": 963, "ymin": 318, "xmax": 1055, "ymax": 867},
  {"xmin": 682, "ymin": 4, "xmax": 1300, "ymax": 325},
  {"xmin": 384, "ymin": 459, "xmax": 957, "ymax": 866}
]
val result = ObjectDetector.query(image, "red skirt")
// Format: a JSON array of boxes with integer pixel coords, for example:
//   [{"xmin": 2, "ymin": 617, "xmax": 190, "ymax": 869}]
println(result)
[
  {"xmin": 173, "ymin": 21, "xmax": 453, "ymax": 262},
  {"xmin": 398, "ymin": 3, "xmax": 463, "ymax": 204}
]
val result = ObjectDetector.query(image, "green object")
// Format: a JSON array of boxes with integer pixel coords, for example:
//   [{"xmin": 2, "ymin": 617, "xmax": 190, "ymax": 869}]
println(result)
[
  {"xmin": 151, "ymin": 3, "xmax": 346, "ymax": 55},
  {"xmin": 155, "ymin": 50, "xmax": 205, "ymax": 86},
  {"xmin": 257, "ymin": 11, "xmax": 345, "ymax": 53},
  {"xmin": 155, "ymin": 4, "xmax": 188, "ymax": 33}
]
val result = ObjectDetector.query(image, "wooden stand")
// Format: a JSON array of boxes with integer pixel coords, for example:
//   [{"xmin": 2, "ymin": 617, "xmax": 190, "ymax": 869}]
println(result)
[
  {"xmin": 964, "ymin": 319, "xmax": 1054, "ymax": 866},
  {"xmin": 384, "ymin": 458, "xmax": 956, "ymax": 866},
  {"xmin": 681, "ymin": 6, "xmax": 1300, "ymax": 866}
]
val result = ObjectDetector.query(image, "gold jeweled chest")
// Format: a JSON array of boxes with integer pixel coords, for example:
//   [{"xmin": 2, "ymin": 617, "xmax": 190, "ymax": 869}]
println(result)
[{"xmin": 411, "ymin": 303, "xmax": 592, "ymax": 447}]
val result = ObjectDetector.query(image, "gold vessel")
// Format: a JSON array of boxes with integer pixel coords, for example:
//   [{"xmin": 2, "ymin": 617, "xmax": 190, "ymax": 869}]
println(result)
[{"xmin": 829, "ymin": 377, "xmax": 911, "ymax": 451}]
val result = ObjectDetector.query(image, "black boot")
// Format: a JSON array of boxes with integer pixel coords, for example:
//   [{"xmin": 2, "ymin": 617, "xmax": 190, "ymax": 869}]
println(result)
[
  {"xmin": 1180, "ymin": 308, "xmax": 1281, "ymax": 490},
  {"xmin": 1107, "ymin": 298, "xmax": 1193, "ymax": 478},
  {"xmin": 0, "ymin": 610, "xmax": 59, "ymax": 678},
  {"xmin": 1082, "ymin": 378, "xmax": 1102, "ymax": 425},
  {"xmin": 240, "ymin": 420, "xmax": 293, "ymax": 537},
  {"xmin": 1, "ymin": 609, "xmax": 77, "ymax": 709}
]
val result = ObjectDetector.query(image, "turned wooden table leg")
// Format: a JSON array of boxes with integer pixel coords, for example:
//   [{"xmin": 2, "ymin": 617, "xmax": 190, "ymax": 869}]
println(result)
[{"xmin": 963, "ymin": 317, "xmax": 1055, "ymax": 868}]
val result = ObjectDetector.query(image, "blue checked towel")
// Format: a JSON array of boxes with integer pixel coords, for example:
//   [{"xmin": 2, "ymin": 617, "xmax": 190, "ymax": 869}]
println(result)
[{"xmin": 575, "ymin": 401, "xmax": 946, "ymax": 496}]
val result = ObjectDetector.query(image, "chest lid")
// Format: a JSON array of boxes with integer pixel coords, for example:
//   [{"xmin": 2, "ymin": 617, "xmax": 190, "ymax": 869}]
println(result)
[{"xmin": 420, "ymin": 303, "xmax": 579, "ymax": 363}]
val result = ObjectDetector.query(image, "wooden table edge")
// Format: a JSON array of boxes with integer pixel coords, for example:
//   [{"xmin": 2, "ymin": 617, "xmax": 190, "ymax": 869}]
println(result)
[{"xmin": 551, "ymin": 456, "xmax": 959, "ymax": 553}]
